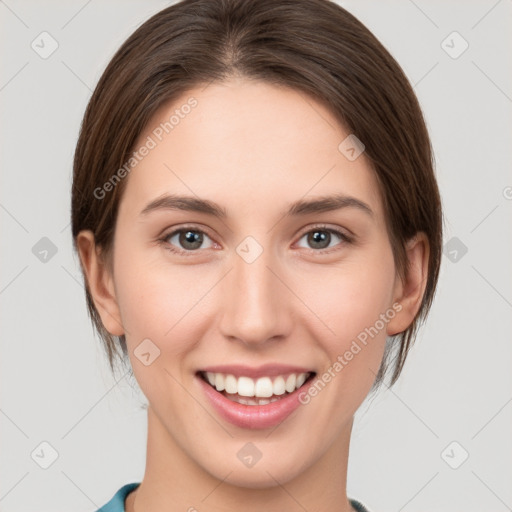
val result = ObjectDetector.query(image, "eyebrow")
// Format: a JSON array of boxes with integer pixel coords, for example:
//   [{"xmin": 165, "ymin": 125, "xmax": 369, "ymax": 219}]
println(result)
[{"xmin": 139, "ymin": 193, "xmax": 373, "ymax": 219}]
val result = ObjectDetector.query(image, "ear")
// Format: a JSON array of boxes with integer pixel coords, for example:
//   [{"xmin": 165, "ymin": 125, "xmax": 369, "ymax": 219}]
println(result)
[
  {"xmin": 387, "ymin": 232, "xmax": 429, "ymax": 336},
  {"xmin": 76, "ymin": 230, "xmax": 124, "ymax": 336}
]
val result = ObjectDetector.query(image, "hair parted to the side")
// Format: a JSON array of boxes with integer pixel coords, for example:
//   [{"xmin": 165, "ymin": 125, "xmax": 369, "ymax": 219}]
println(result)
[{"xmin": 71, "ymin": 0, "xmax": 443, "ymax": 388}]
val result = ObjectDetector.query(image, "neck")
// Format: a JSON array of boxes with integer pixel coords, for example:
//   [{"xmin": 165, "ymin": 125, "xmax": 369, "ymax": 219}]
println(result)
[{"xmin": 130, "ymin": 406, "xmax": 355, "ymax": 512}]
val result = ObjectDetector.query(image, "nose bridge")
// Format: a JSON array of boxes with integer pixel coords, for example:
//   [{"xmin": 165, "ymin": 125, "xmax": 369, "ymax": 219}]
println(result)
[{"xmin": 219, "ymin": 237, "xmax": 290, "ymax": 346}]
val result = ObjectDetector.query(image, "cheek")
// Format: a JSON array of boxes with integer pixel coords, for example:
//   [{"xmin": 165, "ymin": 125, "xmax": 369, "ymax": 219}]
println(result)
[
  {"xmin": 113, "ymin": 253, "xmax": 210, "ymax": 403},
  {"xmin": 296, "ymin": 252, "xmax": 396, "ymax": 400},
  {"xmin": 113, "ymin": 246, "xmax": 206, "ymax": 353},
  {"xmin": 303, "ymin": 252, "xmax": 396, "ymax": 341},
  {"xmin": 297, "ymin": 257, "xmax": 396, "ymax": 418}
]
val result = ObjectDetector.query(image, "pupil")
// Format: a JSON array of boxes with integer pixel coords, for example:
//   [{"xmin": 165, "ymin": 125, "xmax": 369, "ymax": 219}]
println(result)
[
  {"xmin": 180, "ymin": 230, "xmax": 202, "ymax": 249},
  {"xmin": 309, "ymin": 230, "xmax": 330, "ymax": 249}
]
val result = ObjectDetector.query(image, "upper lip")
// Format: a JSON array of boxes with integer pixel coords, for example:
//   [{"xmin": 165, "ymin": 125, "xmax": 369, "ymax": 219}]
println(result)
[{"xmin": 198, "ymin": 364, "xmax": 315, "ymax": 379}]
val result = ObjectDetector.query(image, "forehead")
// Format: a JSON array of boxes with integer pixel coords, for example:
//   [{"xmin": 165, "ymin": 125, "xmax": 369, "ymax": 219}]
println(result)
[{"xmin": 119, "ymin": 78, "xmax": 384, "ymax": 223}]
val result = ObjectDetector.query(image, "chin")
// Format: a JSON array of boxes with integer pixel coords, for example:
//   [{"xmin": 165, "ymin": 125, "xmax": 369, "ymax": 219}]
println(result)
[
  {"xmin": 198, "ymin": 446, "xmax": 312, "ymax": 489},
  {"xmin": 218, "ymin": 463, "xmax": 305, "ymax": 490}
]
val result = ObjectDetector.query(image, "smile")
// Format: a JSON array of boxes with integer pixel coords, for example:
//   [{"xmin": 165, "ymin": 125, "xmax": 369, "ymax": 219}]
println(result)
[
  {"xmin": 199, "ymin": 371, "xmax": 312, "ymax": 404},
  {"xmin": 196, "ymin": 366, "xmax": 316, "ymax": 429}
]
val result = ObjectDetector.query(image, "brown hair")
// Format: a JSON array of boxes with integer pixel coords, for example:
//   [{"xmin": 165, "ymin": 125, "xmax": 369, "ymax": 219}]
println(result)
[{"xmin": 71, "ymin": 0, "xmax": 443, "ymax": 388}]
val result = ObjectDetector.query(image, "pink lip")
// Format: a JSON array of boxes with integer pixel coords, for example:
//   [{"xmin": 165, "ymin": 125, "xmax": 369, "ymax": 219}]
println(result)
[
  {"xmin": 198, "ymin": 363, "xmax": 314, "ymax": 379},
  {"xmin": 196, "ymin": 372, "xmax": 315, "ymax": 430}
]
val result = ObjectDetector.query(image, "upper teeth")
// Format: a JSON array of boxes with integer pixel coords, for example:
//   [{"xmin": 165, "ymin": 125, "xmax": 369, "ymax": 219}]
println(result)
[{"xmin": 204, "ymin": 372, "xmax": 310, "ymax": 397}]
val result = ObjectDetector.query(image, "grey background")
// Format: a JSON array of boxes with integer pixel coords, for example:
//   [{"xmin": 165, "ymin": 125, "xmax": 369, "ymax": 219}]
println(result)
[{"xmin": 1, "ymin": 1, "xmax": 511, "ymax": 511}]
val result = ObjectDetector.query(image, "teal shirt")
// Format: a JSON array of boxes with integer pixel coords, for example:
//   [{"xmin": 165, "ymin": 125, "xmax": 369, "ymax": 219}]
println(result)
[
  {"xmin": 95, "ymin": 482, "xmax": 371, "ymax": 511},
  {"xmin": 95, "ymin": 483, "xmax": 139, "ymax": 511}
]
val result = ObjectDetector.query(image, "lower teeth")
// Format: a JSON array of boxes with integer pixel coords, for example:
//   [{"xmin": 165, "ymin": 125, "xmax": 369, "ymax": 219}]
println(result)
[{"xmin": 221, "ymin": 391, "xmax": 286, "ymax": 406}]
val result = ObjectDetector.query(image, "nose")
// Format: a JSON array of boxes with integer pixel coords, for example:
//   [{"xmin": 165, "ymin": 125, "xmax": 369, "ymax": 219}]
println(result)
[{"xmin": 218, "ymin": 242, "xmax": 292, "ymax": 348}]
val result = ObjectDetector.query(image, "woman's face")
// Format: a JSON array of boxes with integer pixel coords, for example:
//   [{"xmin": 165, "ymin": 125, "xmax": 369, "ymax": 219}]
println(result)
[{"xmin": 102, "ymin": 78, "xmax": 406, "ymax": 487}]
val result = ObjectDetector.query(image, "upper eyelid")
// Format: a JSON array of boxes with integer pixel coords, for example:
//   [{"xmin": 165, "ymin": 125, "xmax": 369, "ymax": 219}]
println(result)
[
  {"xmin": 296, "ymin": 223, "xmax": 350, "ymax": 237},
  {"xmin": 162, "ymin": 223, "xmax": 215, "ymax": 238},
  {"xmin": 163, "ymin": 223, "xmax": 347, "ymax": 237}
]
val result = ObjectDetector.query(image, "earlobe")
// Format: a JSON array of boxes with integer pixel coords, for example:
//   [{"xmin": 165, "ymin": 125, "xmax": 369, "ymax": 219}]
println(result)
[
  {"xmin": 386, "ymin": 232, "xmax": 429, "ymax": 336},
  {"xmin": 76, "ymin": 231, "xmax": 125, "ymax": 336}
]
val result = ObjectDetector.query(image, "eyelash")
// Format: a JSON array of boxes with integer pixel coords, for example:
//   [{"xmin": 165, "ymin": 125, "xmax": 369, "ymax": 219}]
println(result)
[{"xmin": 158, "ymin": 224, "xmax": 353, "ymax": 257}]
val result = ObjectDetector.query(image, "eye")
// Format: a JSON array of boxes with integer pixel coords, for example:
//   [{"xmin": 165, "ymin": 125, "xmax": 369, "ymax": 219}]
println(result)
[
  {"xmin": 159, "ymin": 225, "xmax": 352, "ymax": 256},
  {"xmin": 295, "ymin": 226, "xmax": 352, "ymax": 252},
  {"xmin": 161, "ymin": 227, "xmax": 215, "ymax": 254}
]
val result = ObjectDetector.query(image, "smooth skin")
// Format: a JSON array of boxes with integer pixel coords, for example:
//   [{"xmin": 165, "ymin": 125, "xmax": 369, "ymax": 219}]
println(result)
[{"xmin": 78, "ymin": 78, "xmax": 428, "ymax": 512}]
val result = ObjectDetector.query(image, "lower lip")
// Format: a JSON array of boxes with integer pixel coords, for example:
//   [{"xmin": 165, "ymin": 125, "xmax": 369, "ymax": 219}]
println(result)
[{"xmin": 196, "ymin": 374, "xmax": 313, "ymax": 430}]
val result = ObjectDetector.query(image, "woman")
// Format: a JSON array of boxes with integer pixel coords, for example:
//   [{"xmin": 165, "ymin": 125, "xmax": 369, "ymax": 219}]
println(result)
[{"xmin": 72, "ymin": 0, "xmax": 443, "ymax": 510}]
